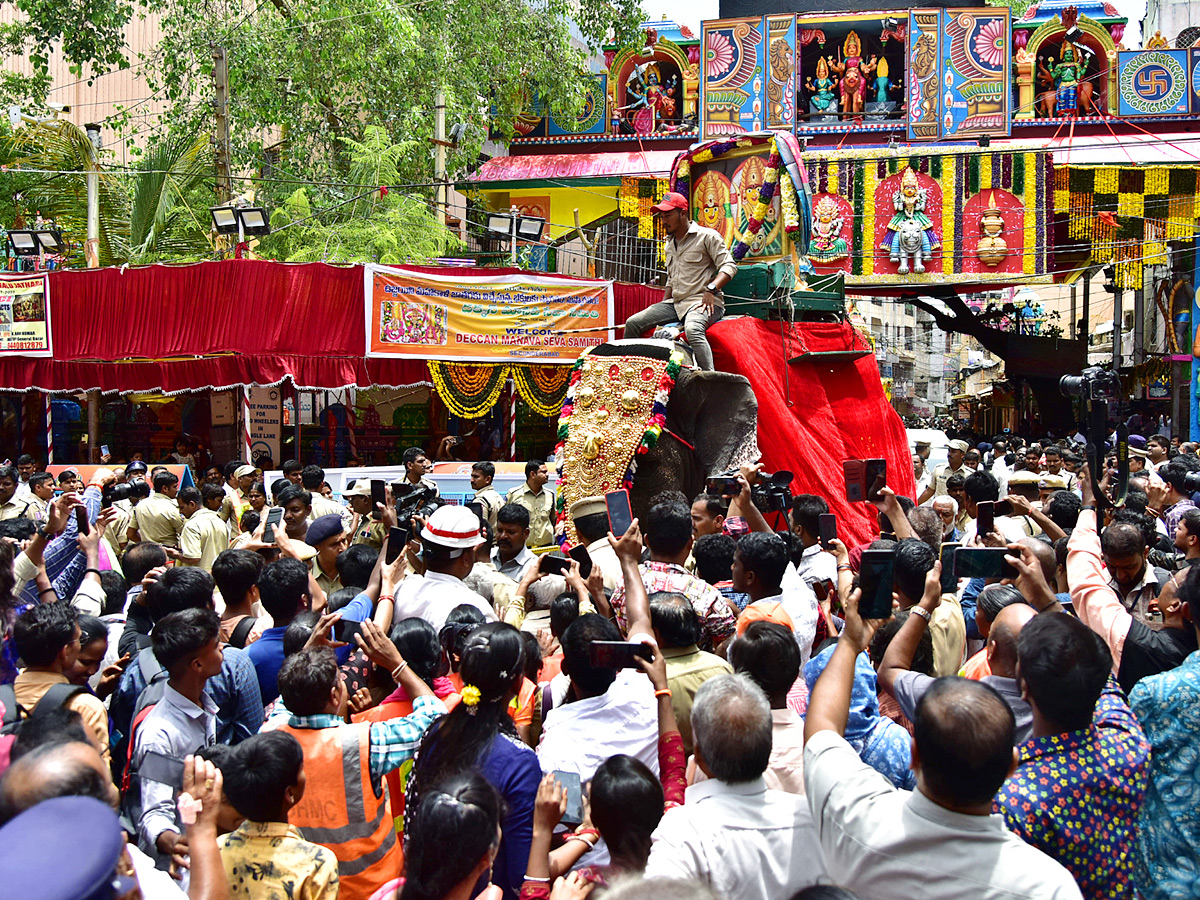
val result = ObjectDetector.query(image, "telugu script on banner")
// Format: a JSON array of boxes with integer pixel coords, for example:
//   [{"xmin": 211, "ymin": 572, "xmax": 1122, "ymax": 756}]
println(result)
[
  {"xmin": 364, "ymin": 265, "xmax": 614, "ymax": 364},
  {"xmin": 0, "ymin": 275, "xmax": 52, "ymax": 356}
]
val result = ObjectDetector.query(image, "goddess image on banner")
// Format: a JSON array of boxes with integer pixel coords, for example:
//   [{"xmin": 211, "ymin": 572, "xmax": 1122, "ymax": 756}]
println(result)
[
  {"xmin": 0, "ymin": 275, "xmax": 52, "ymax": 356},
  {"xmin": 364, "ymin": 265, "xmax": 614, "ymax": 365}
]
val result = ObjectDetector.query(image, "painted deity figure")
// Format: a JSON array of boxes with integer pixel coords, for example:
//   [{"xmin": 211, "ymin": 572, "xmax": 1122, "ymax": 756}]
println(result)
[
  {"xmin": 873, "ymin": 57, "xmax": 895, "ymax": 104},
  {"xmin": 809, "ymin": 195, "xmax": 848, "ymax": 263},
  {"xmin": 806, "ymin": 55, "xmax": 838, "ymax": 113},
  {"xmin": 1050, "ymin": 43, "xmax": 1081, "ymax": 113},
  {"xmin": 881, "ymin": 167, "xmax": 939, "ymax": 275},
  {"xmin": 622, "ymin": 64, "xmax": 678, "ymax": 134},
  {"xmin": 828, "ymin": 31, "xmax": 878, "ymax": 116}
]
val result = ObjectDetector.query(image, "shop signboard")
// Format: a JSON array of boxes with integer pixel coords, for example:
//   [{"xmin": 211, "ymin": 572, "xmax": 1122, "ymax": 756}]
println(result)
[{"xmin": 0, "ymin": 274, "xmax": 51, "ymax": 356}]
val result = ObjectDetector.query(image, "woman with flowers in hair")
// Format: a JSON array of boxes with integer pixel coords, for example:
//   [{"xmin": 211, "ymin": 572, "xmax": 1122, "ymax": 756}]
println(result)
[{"xmin": 407, "ymin": 621, "xmax": 541, "ymax": 900}]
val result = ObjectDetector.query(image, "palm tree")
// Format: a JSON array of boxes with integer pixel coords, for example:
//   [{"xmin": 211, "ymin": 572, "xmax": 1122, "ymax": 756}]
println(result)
[{"xmin": 3, "ymin": 120, "xmax": 214, "ymax": 265}]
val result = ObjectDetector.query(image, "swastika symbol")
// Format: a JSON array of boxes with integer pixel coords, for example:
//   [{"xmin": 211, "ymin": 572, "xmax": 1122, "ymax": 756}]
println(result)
[{"xmin": 1134, "ymin": 65, "xmax": 1173, "ymax": 100}]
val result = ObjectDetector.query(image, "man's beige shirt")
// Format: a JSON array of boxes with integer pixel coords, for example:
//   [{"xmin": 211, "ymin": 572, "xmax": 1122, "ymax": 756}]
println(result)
[{"xmin": 664, "ymin": 221, "xmax": 739, "ymax": 319}]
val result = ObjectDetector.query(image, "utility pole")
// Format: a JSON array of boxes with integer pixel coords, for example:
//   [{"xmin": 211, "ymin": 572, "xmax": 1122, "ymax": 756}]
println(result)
[
  {"xmin": 84, "ymin": 122, "xmax": 102, "ymax": 461},
  {"xmin": 213, "ymin": 47, "xmax": 233, "ymax": 207},
  {"xmin": 434, "ymin": 89, "xmax": 447, "ymax": 252}
]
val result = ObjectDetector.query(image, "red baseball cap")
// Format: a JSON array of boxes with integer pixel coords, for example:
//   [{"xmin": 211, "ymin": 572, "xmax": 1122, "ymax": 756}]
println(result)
[{"xmin": 651, "ymin": 192, "xmax": 689, "ymax": 213}]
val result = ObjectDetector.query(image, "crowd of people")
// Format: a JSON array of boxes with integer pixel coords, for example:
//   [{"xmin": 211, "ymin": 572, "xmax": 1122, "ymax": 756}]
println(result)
[{"xmin": 0, "ymin": 430, "xmax": 1197, "ymax": 900}]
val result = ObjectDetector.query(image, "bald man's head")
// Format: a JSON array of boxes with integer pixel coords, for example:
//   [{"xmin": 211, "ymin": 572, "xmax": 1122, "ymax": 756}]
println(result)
[
  {"xmin": 913, "ymin": 677, "xmax": 1016, "ymax": 808},
  {"xmin": 1017, "ymin": 537, "xmax": 1056, "ymax": 586},
  {"xmin": 0, "ymin": 741, "xmax": 117, "ymax": 824},
  {"xmin": 986, "ymin": 603, "xmax": 1037, "ymax": 679}
]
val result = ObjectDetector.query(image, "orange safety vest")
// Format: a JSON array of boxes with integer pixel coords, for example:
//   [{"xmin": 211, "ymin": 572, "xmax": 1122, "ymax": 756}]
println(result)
[{"xmin": 281, "ymin": 721, "xmax": 401, "ymax": 900}]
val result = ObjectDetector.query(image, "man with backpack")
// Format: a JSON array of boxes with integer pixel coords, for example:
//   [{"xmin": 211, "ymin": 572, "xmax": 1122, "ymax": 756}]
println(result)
[
  {"xmin": 5, "ymin": 602, "xmax": 110, "ymax": 768},
  {"xmin": 131, "ymin": 607, "xmax": 223, "ymax": 878},
  {"xmin": 109, "ymin": 566, "xmax": 264, "ymax": 781}
]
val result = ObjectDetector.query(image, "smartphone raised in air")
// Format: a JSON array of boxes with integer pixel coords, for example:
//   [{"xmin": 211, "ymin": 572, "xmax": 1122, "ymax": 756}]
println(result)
[
  {"xmin": 589, "ymin": 640, "xmax": 654, "ymax": 669},
  {"xmin": 857, "ymin": 548, "xmax": 896, "ymax": 619},
  {"xmin": 605, "ymin": 489, "xmax": 634, "ymax": 537},
  {"xmin": 818, "ymin": 513, "xmax": 837, "ymax": 550}
]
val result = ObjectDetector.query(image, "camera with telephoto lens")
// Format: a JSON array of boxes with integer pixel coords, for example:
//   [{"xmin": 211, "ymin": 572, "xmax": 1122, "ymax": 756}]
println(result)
[
  {"xmin": 1059, "ymin": 366, "xmax": 1121, "ymax": 402},
  {"xmin": 752, "ymin": 470, "xmax": 795, "ymax": 514},
  {"xmin": 391, "ymin": 482, "xmax": 442, "ymax": 533},
  {"xmin": 101, "ymin": 482, "xmax": 133, "ymax": 509},
  {"xmin": 1181, "ymin": 470, "xmax": 1200, "ymax": 494}
]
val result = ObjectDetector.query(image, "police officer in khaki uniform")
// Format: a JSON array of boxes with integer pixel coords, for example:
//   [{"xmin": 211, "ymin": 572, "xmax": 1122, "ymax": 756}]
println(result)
[
  {"xmin": 127, "ymin": 470, "xmax": 185, "ymax": 548},
  {"xmin": 505, "ymin": 460, "xmax": 556, "ymax": 550},
  {"xmin": 470, "ymin": 462, "xmax": 504, "ymax": 531},
  {"xmin": 344, "ymin": 479, "xmax": 387, "ymax": 550},
  {"xmin": 0, "ymin": 465, "xmax": 25, "ymax": 521}
]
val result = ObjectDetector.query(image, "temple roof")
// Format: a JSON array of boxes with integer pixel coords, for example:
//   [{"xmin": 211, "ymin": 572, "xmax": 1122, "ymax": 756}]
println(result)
[{"xmin": 1015, "ymin": 0, "xmax": 1127, "ymax": 28}]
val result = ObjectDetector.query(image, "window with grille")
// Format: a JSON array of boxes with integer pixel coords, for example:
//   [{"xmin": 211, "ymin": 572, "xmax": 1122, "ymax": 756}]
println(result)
[{"xmin": 593, "ymin": 219, "xmax": 666, "ymax": 285}]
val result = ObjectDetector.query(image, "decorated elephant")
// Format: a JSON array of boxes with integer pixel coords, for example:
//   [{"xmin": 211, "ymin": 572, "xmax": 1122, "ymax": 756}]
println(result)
[{"xmin": 556, "ymin": 339, "xmax": 759, "ymax": 540}]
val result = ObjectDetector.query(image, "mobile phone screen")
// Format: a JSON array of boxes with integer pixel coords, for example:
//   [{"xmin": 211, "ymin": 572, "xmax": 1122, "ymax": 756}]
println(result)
[
  {"xmin": 589, "ymin": 640, "xmax": 654, "ymax": 669},
  {"xmin": 976, "ymin": 501, "xmax": 995, "ymax": 537},
  {"xmin": 552, "ymin": 770, "xmax": 584, "ymax": 826},
  {"xmin": 539, "ymin": 554, "xmax": 571, "ymax": 576},
  {"xmin": 568, "ymin": 544, "xmax": 593, "ymax": 579},
  {"xmin": 818, "ymin": 513, "xmax": 837, "ymax": 549},
  {"xmin": 466, "ymin": 501, "xmax": 484, "ymax": 522},
  {"xmin": 370, "ymin": 479, "xmax": 386, "ymax": 509},
  {"xmin": 605, "ymin": 489, "xmax": 633, "ymax": 537},
  {"xmin": 263, "ymin": 507, "xmax": 284, "ymax": 544},
  {"xmin": 100, "ymin": 444, "xmax": 110, "ymax": 457},
  {"xmin": 939, "ymin": 542, "xmax": 961, "ymax": 595},
  {"xmin": 385, "ymin": 527, "xmax": 409, "ymax": 565},
  {"xmin": 858, "ymin": 549, "xmax": 896, "ymax": 619},
  {"xmin": 843, "ymin": 460, "xmax": 865, "ymax": 503},
  {"xmin": 334, "ymin": 618, "xmax": 363, "ymax": 645},
  {"xmin": 954, "ymin": 548, "xmax": 1017, "ymax": 580},
  {"xmin": 864, "ymin": 459, "xmax": 887, "ymax": 502},
  {"xmin": 75, "ymin": 505, "xmax": 89, "ymax": 536}
]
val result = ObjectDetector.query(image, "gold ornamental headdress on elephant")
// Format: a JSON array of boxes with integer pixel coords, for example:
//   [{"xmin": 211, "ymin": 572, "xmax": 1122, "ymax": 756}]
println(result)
[{"xmin": 555, "ymin": 341, "xmax": 687, "ymax": 547}]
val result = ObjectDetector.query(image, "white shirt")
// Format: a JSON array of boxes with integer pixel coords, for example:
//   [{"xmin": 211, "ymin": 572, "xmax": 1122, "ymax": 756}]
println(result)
[
  {"xmin": 646, "ymin": 776, "xmax": 827, "ymax": 900},
  {"xmin": 537, "ymin": 668, "xmax": 659, "ymax": 780},
  {"xmin": 803, "ymin": 731, "xmax": 1083, "ymax": 900},
  {"xmin": 538, "ymin": 669, "xmax": 659, "ymax": 867},
  {"xmin": 793, "ymin": 544, "xmax": 837, "ymax": 588},
  {"xmin": 962, "ymin": 514, "xmax": 1030, "ymax": 545},
  {"xmin": 393, "ymin": 570, "xmax": 497, "ymax": 632},
  {"xmin": 491, "ymin": 544, "xmax": 536, "ymax": 581},
  {"xmin": 765, "ymin": 564, "xmax": 820, "ymax": 665}
]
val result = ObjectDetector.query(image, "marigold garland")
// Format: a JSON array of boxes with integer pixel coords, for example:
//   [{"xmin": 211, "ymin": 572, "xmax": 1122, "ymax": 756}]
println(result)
[
  {"xmin": 512, "ymin": 365, "xmax": 572, "ymax": 417},
  {"xmin": 428, "ymin": 361, "xmax": 510, "ymax": 419}
]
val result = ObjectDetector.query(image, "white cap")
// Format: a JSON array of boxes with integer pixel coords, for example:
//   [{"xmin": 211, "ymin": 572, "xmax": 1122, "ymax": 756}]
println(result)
[
  {"xmin": 948, "ymin": 439, "xmax": 970, "ymax": 453},
  {"xmin": 421, "ymin": 505, "xmax": 484, "ymax": 549}
]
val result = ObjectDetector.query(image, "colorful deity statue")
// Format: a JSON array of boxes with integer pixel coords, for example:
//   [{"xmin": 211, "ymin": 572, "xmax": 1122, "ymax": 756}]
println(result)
[
  {"xmin": 828, "ymin": 31, "xmax": 878, "ymax": 116},
  {"xmin": 873, "ymin": 57, "xmax": 895, "ymax": 104},
  {"xmin": 1050, "ymin": 43, "xmax": 1081, "ymax": 114},
  {"xmin": 881, "ymin": 167, "xmax": 939, "ymax": 275},
  {"xmin": 622, "ymin": 63, "xmax": 678, "ymax": 134},
  {"xmin": 809, "ymin": 195, "xmax": 848, "ymax": 263},
  {"xmin": 806, "ymin": 56, "xmax": 839, "ymax": 113}
]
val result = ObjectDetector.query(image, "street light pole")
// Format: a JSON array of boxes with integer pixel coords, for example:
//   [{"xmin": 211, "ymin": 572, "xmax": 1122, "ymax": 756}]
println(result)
[{"xmin": 510, "ymin": 205, "xmax": 519, "ymax": 267}]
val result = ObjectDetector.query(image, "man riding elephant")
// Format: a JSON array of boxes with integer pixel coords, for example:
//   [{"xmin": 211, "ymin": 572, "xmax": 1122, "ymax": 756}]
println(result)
[{"xmin": 623, "ymin": 191, "xmax": 738, "ymax": 372}]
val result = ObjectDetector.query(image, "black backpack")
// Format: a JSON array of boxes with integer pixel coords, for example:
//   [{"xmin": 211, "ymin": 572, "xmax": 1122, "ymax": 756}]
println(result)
[
  {"xmin": 0, "ymin": 681, "xmax": 87, "ymax": 735},
  {"xmin": 227, "ymin": 616, "xmax": 258, "ymax": 649}
]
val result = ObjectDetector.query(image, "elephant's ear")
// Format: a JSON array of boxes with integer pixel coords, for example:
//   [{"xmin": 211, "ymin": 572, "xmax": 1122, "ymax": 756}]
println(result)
[{"xmin": 665, "ymin": 369, "xmax": 760, "ymax": 478}]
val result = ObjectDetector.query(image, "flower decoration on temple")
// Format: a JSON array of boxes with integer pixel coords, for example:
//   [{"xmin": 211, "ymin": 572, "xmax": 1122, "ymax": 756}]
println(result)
[{"xmin": 705, "ymin": 31, "xmax": 735, "ymax": 78}]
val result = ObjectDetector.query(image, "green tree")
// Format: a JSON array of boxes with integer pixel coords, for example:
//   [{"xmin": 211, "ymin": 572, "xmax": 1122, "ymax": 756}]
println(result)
[
  {"xmin": 141, "ymin": 0, "xmax": 643, "ymax": 191},
  {"xmin": 0, "ymin": 0, "xmax": 134, "ymax": 106},
  {"xmin": 3, "ymin": 120, "xmax": 213, "ymax": 264},
  {"xmin": 258, "ymin": 125, "xmax": 458, "ymax": 264}
]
